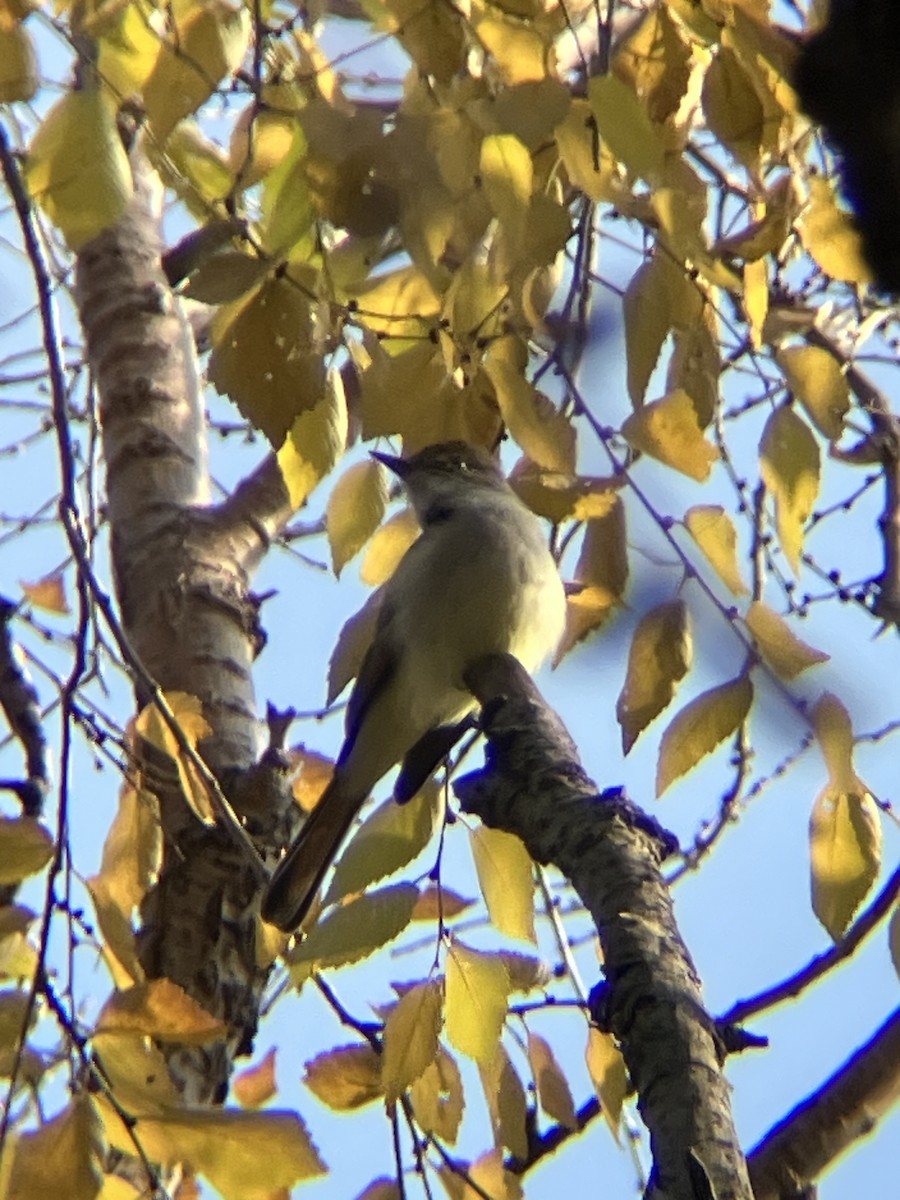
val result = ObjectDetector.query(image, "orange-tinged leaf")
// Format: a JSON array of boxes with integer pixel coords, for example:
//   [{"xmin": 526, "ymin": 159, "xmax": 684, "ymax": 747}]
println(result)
[
  {"xmin": 684, "ymin": 505, "xmax": 748, "ymax": 596},
  {"xmin": 798, "ymin": 178, "xmax": 871, "ymax": 285},
  {"xmin": 276, "ymin": 370, "xmax": 347, "ymax": 506},
  {"xmin": 588, "ymin": 73, "xmax": 665, "ymax": 182},
  {"xmin": 445, "ymin": 941, "xmax": 510, "ymax": 1064},
  {"xmin": 499, "ymin": 951, "xmax": 549, "ymax": 994},
  {"xmin": 470, "ymin": 826, "xmax": 535, "ymax": 943},
  {"xmin": 233, "ymin": 1047, "xmax": 277, "ymax": 1108},
  {"xmin": 90, "ymin": 782, "xmax": 160, "ymax": 916},
  {"xmin": 617, "ymin": 600, "xmax": 692, "ymax": 754},
  {"xmin": 24, "ymin": 87, "xmax": 132, "ymax": 250},
  {"xmin": 360, "ymin": 508, "xmax": 420, "ymax": 587},
  {"xmin": 356, "ymin": 1181, "xmax": 402, "ymax": 1200},
  {"xmin": 327, "ymin": 586, "xmax": 384, "ymax": 705},
  {"xmin": 289, "ymin": 883, "xmax": 419, "ymax": 971},
  {"xmin": 86, "ymin": 876, "xmax": 144, "ymax": 989},
  {"xmin": 326, "ymin": 459, "xmax": 389, "ymax": 577},
  {"xmin": 20, "ymin": 572, "xmax": 69, "ymax": 614},
  {"xmin": 810, "ymin": 786, "xmax": 881, "ymax": 941},
  {"xmin": 656, "ymin": 675, "xmax": 752, "ymax": 796},
  {"xmin": 479, "ymin": 1044, "xmax": 528, "ymax": 1160},
  {"xmin": 325, "ymin": 783, "xmax": 439, "ymax": 905},
  {"xmin": 776, "ymin": 344, "xmax": 850, "ymax": 441},
  {"xmin": 527, "ymin": 1031, "xmax": 577, "ymax": 1131},
  {"xmin": 812, "ymin": 693, "xmax": 857, "ymax": 794},
  {"xmin": 483, "ymin": 338, "xmax": 575, "ymax": 474},
  {"xmin": 3, "ymin": 1095, "xmax": 104, "ymax": 1200},
  {"xmin": 555, "ymin": 585, "xmax": 619, "ymax": 662},
  {"xmin": 585, "ymin": 1027, "xmax": 626, "ymax": 1141},
  {"xmin": 0, "ymin": 816, "xmax": 53, "ymax": 884},
  {"xmin": 411, "ymin": 886, "xmax": 473, "ymax": 922},
  {"xmin": 95, "ymin": 979, "xmax": 226, "ymax": 1044},
  {"xmin": 289, "ymin": 748, "xmax": 335, "ymax": 814},
  {"xmin": 381, "ymin": 979, "xmax": 443, "ymax": 1103},
  {"xmin": 759, "ymin": 405, "xmax": 820, "ymax": 574},
  {"xmin": 304, "ymin": 1043, "xmax": 383, "ymax": 1110},
  {"xmin": 97, "ymin": 1100, "xmax": 325, "ymax": 1197},
  {"xmin": 410, "ymin": 1046, "xmax": 464, "ymax": 1142},
  {"xmin": 622, "ymin": 389, "xmax": 719, "ymax": 482},
  {"xmin": 745, "ymin": 602, "xmax": 829, "ymax": 680},
  {"xmin": 135, "ymin": 691, "xmax": 214, "ymax": 824}
]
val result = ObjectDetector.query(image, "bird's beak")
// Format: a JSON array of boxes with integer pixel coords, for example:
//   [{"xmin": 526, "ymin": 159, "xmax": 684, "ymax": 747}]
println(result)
[{"xmin": 370, "ymin": 448, "xmax": 410, "ymax": 478}]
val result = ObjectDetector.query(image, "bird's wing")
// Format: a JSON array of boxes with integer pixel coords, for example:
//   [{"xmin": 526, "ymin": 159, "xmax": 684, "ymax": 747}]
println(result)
[{"xmin": 340, "ymin": 603, "xmax": 400, "ymax": 762}]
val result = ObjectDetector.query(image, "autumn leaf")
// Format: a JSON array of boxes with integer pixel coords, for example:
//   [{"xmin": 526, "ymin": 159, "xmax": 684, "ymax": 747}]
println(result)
[
  {"xmin": 617, "ymin": 600, "xmax": 692, "ymax": 753},
  {"xmin": 585, "ymin": 1027, "xmax": 627, "ymax": 1142},
  {"xmin": 622, "ymin": 389, "xmax": 719, "ymax": 481},
  {"xmin": 445, "ymin": 941, "xmax": 510, "ymax": 1065},
  {"xmin": 326, "ymin": 458, "xmax": 389, "ymax": 576},
  {"xmin": 304, "ymin": 1043, "xmax": 383, "ymax": 1110},
  {"xmin": 381, "ymin": 979, "xmax": 443, "ymax": 1103},
  {"xmin": 410, "ymin": 1047, "xmax": 464, "ymax": 1142},
  {"xmin": 0, "ymin": 816, "xmax": 53, "ymax": 884},
  {"xmin": 134, "ymin": 691, "xmax": 214, "ymax": 824},
  {"xmin": 528, "ymin": 1031, "xmax": 577, "ymax": 1131},
  {"xmin": 776, "ymin": 344, "xmax": 850, "ymax": 441},
  {"xmin": 233, "ymin": 1048, "xmax": 277, "ymax": 1108},
  {"xmin": 656, "ymin": 675, "xmax": 753, "ymax": 796},
  {"xmin": 470, "ymin": 826, "xmax": 535, "ymax": 944},
  {"xmin": 684, "ymin": 506, "xmax": 748, "ymax": 596},
  {"xmin": 479, "ymin": 1044, "xmax": 528, "ymax": 1159},
  {"xmin": 810, "ymin": 787, "xmax": 881, "ymax": 941},
  {"xmin": 289, "ymin": 883, "xmax": 419, "ymax": 971},
  {"xmin": 745, "ymin": 602, "xmax": 829, "ymax": 680},
  {"xmin": 759, "ymin": 405, "xmax": 819, "ymax": 574},
  {"xmin": 20, "ymin": 572, "xmax": 69, "ymax": 614}
]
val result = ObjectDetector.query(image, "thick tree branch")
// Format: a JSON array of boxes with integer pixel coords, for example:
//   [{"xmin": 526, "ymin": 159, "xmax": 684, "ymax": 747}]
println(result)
[{"xmin": 456, "ymin": 654, "xmax": 752, "ymax": 1200}]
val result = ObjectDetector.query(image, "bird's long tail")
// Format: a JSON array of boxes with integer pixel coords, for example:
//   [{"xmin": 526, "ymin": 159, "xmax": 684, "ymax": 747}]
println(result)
[{"xmin": 261, "ymin": 779, "xmax": 360, "ymax": 932}]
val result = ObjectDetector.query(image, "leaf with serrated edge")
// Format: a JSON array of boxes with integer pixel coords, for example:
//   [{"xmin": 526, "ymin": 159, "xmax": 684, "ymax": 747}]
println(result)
[
  {"xmin": 622, "ymin": 389, "xmax": 718, "ymax": 481},
  {"xmin": 326, "ymin": 459, "xmax": 389, "ymax": 577},
  {"xmin": 777, "ymin": 344, "xmax": 850, "ymax": 441},
  {"xmin": 479, "ymin": 1044, "xmax": 528, "ymax": 1160},
  {"xmin": 484, "ymin": 338, "xmax": 575, "ymax": 474},
  {"xmin": 812, "ymin": 693, "xmax": 856, "ymax": 793},
  {"xmin": 617, "ymin": 600, "xmax": 692, "ymax": 754},
  {"xmin": 304, "ymin": 1043, "xmax": 383, "ymax": 1110},
  {"xmin": 445, "ymin": 942, "xmax": 510, "ymax": 1064},
  {"xmin": 759, "ymin": 405, "xmax": 819, "ymax": 574},
  {"xmin": 684, "ymin": 506, "xmax": 748, "ymax": 596},
  {"xmin": 810, "ymin": 787, "xmax": 881, "ymax": 941},
  {"xmin": 3, "ymin": 1095, "xmax": 104, "ymax": 1200},
  {"xmin": 233, "ymin": 1048, "xmax": 277, "ymax": 1108},
  {"xmin": 410, "ymin": 1047, "xmax": 464, "ymax": 1142},
  {"xmin": 290, "ymin": 883, "xmax": 419, "ymax": 971},
  {"xmin": 470, "ymin": 826, "xmax": 535, "ymax": 943},
  {"xmin": 277, "ymin": 369, "xmax": 347, "ymax": 508},
  {"xmin": 656, "ymin": 675, "xmax": 752, "ymax": 796},
  {"xmin": 585, "ymin": 1027, "xmax": 626, "ymax": 1142},
  {"xmin": 135, "ymin": 691, "xmax": 214, "ymax": 824},
  {"xmin": 798, "ymin": 178, "xmax": 871, "ymax": 285},
  {"xmin": 95, "ymin": 979, "xmax": 225, "ymax": 1044},
  {"xmin": 527, "ymin": 1031, "xmax": 577, "ymax": 1130},
  {"xmin": 746, "ymin": 602, "xmax": 829, "ymax": 680},
  {"xmin": 381, "ymin": 979, "xmax": 443, "ymax": 1103}
]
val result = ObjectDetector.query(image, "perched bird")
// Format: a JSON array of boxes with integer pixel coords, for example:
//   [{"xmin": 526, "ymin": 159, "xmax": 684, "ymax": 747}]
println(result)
[{"xmin": 261, "ymin": 440, "xmax": 566, "ymax": 931}]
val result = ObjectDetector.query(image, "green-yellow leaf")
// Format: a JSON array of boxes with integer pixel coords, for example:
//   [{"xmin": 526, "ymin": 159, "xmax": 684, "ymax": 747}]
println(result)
[
  {"xmin": 743, "ymin": 258, "xmax": 768, "ymax": 348},
  {"xmin": 622, "ymin": 389, "xmax": 719, "ymax": 481},
  {"xmin": 0, "ymin": 25, "xmax": 37, "ymax": 102},
  {"xmin": 776, "ymin": 344, "xmax": 850, "ymax": 442},
  {"xmin": 617, "ymin": 600, "xmax": 692, "ymax": 754},
  {"xmin": 812, "ymin": 693, "xmax": 857, "ymax": 795},
  {"xmin": 470, "ymin": 826, "xmax": 535, "ymax": 944},
  {"xmin": 0, "ymin": 817, "xmax": 53, "ymax": 884},
  {"xmin": 381, "ymin": 979, "xmax": 443, "ymax": 1103},
  {"xmin": 479, "ymin": 133, "xmax": 532, "ymax": 246},
  {"xmin": 684, "ymin": 505, "xmax": 748, "ymax": 596},
  {"xmin": 585, "ymin": 1027, "xmax": 626, "ymax": 1142},
  {"xmin": 304, "ymin": 1043, "xmax": 383, "ymax": 1110},
  {"xmin": 527, "ymin": 1031, "xmax": 578, "ymax": 1131},
  {"xmin": 588, "ymin": 73, "xmax": 665, "ymax": 182},
  {"xmin": 25, "ymin": 88, "xmax": 132, "ymax": 250},
  {"xmin": 326, "ymin": 459, "xmax": 389, "ymax": 577},
  {"xmin": 656, "ymin": 675, "xmax": 752, "ymax": 796},
  {"xmin": 410, "ymin": 1047, "xmax": 464, "ymax": 1143},
  {"xmin": 483, "ymin": 337, "xmax": 575, "ymax": 474},
  {"xmin": 324, "ymin": 783, "xmax": 439, "ymax": 905},
  {"xmin": 745, "ymin": 602, "xmax": 829, "ymax": 680},
  {"xmin": 810, "ymin": 787, "xmax": 881, "ymax": 941},
  {"xmin": 277, "ymin": 371, "xmax": 348, "ymax": 510},
  {"xmin": 290, "ymin": 883, "xmax": 419, "ymax": 971},
  {"xmin": 701, "ymin": 47, "xmax": 767, "ymax": 171},
  {"xmin": 759, "ymin": 405, "xmax": 820, "ymax": 574},
  {"xmin": 798, "ymin": 178, "xmax": 871, "ymax": 285},
  {"xmin": 623, "ymin": 257, "xmax": 671, "ymax": 410},
  {"xmin": 445, "ymin": 941, "xmax": 509, "ymax": 1065}
]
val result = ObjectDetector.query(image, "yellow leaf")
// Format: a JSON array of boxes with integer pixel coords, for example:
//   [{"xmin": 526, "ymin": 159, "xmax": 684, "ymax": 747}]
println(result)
[
  {"xmin": 745, "ymin": 602, "xmax": 829, "ymax": 680},
  {"xmin": 25, "ymin": 87, "xmax": 132, "ymax": 250},
  {"xmin": 135, "ymin": 691, "xmax": 214, "ymax": 824},
  {"xmin": 180, "ymin": 250, "xmax": 269, "ymax": 305},
  {"xmin": 479, "ymin": 1044, "xmax": 528, "ymax": 1160},
  {"xmin": 684, "ymin": 505, "xmax": 748, "ymax": 596},
  {"xmin": 656, "ymin": 675, "xmax": 753, "ymax": 796},
  {"xmin": 617, "ymin": 600, "xmax": 692, "ymax": 754},
  {"xmin": 229, "ymin": 106, "xmax": 299, "ymax": 189},
  {"xmin": 701, "ymin": 47, "xmax": 767, "ymax": 171},
  {"xmin": 143, "ymin": 0, "xmax": 251, "ymax": 142},
  {"xmin": 278, "ymin": 371, "xmax": 348, "ymax": 509},
  {"xmin": 351, "ymin": 265, "xmax": 441, "ymax": 343},
  {"xmin": 360, "ymin": 507, "xmax": 421, "ymax": 587},
  {"xmin": 326, "ymin": 459, "xmax": 389, "ymax": 577},
  {"xmin": 555, "ymin": 585, "xmax": 619, "ymax": 663},
  {"xmin": 324, "ymin": 783, "xmax": 439, "ymax": 905},
  {"xmin": 576, "ymin": 498, "xmax": 629, "ymax": 593},
  {"xmin": 810, "ymin": 787, "xmax": 881, "ymax": 941},
  {"xmin": 410, "ymin": 1047, "xmax": 464, "ymax": 1142},
  {"xmin": 91, "ymin": 782, "xmax": 160, "ymax": 916},
  {"xmin": 212, "ymin": 276, "xmax": 328, "ymax": 449},
  {"xmin": 588, "ymin": 74, "xmax": 665, "ymax": 182},
  {"xmin": 527, "ymin": 1031, "xmax": 577, "ymax": 1131},
  {"xmin": 20, "ymin": 571, "xmax": 69, "ymax": 614},
  {"xmin": 411, "ymin": 886, "xmax": 473, "ymax": 922},
  {"xmin": 613, "ymin": 5, "xmax": 691, "ymax": 124},
  {"xmin": 98, "ymin": 1101, "xmax": 325, "ymax": 1197},
  {"xmin": 381, "ymin": 979, "xmax": 443, "ymax": 1103},
  {"xmin": 623, "ymin": 389, "xmax": 719, "ymax": 482},
  {"xmin": 91, "ymin": 1030, "xmax": 181, "ymax": 1112},
  {"xmin": 0, "ymin": 931, "xmax": 37, "ymax": 980},
  {"xmin": 759, "ymin": 405, "xmax": 820, "ymax": 574},
  {"xmin": 290, "ymin": 748, "xmax": 336, "ymax": 815},
  {"xmin": 0, "ymin": 816, "xmax": 53, "ymax": 884},
  {"xmin": 776, "ymin": 344, "xmax": 850, "ymax": 442},
  {"xmin": 665, "ymin": 305, "xmax": 720, "ymax": 429},
  {"xmin": 798, "ymin": 177, "xmax": 871, "ymax": 285},
  {"xmin": 233, "ymin": 1047, "xmax": 277, "ymax": 1108},
  {"xmin": 258, "ymin": 122, "xmax": 315, "ymax": 257},
  {"xmin": 479, "ymin": 133, "xmax": 532, "ymax": 247},
  {"xmin": 326, "ymin": 587, "xmax": 384, "ymax": 705},
  {"xmin": 470, "ymin": 826, "xmax": 535, "ymax": 944},
  {"xmin": 554, "ymin": 99, "xmax": 617, "ymax": 203},
  {"xmin": 357, "ymin": 1180, "xmax": 402, "ymax": 1200},
  {"xmin": 289, "ymin": 883, "xmax": 419, "ymax": 971},
  {"xmin": 743, "ymin": 258, "xmax": 768, "ymax": 348},
  {"xmin": 3, "ymin": 1096, "xmax": 104, "ymax": 1200},
  {"xmin": 0, "ymin": 25, "xmax": 36, "ymax": 102},
  {"xmin": 508, "ymin": 460, "xmax": 621, "ymax": 525},
  {"xmin": 382, "ymin": 0, "xmax": 465, "ymax": 83},
  {"xmin": 95, "ymin": 979, "xmax": 225, "ymax": 1044},
  {"xmin": 623, "ymin": 254, "xmax": 698, "ymax": 408},
  {"xmin": 445, "ymin": 941, "xmax": 510, "ymax": 1064},
  {"xmin": 474, "ymin": 14, "xmax": 547, "ymax": 85},
  {"xmin": 812, "ymin": 693, "xmax": 857, "ymax": 795},
  {"xmin": 585, "ymin": 1027, "xmax": 627, "ymax": 1142},
  {"xmin": 303, "ymin": 1043, "xmax": 383, "ymax": 1110},
  {"xmin": 483, "ymin": 337, "xmax": 575, "ymax": 473},
  {"xmin": 97, "ymin": 2, "xmax": 163, "ymax": 101}
]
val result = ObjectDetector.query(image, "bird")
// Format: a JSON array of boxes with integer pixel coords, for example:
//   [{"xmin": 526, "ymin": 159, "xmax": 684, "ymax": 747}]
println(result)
[{"xmin": 261, "ymin": 440, "xmax": 567, "ymax": 932}]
